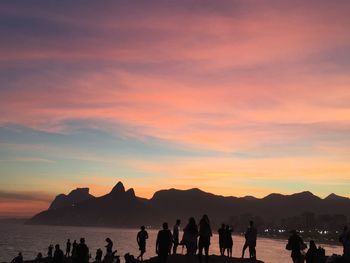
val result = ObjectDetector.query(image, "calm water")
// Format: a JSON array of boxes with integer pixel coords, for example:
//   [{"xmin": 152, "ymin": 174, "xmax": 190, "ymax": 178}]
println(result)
[{"xmin": 0, "ymin": 223, "xmax": 343, "ymax": 263}]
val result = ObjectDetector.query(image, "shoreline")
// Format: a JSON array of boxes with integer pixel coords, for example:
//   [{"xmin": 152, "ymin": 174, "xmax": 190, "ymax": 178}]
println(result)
[{"xmin": 19, "ymin": 222, "xmax": 346, "ymax": 248}]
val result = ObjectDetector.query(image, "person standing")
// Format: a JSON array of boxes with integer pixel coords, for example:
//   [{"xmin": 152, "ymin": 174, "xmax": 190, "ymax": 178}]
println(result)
[
  {"xmin": 105, "ymin": 238, "xmax": 113, "ymax": 254},
  {"xmin": 287, "ymin": 230, "xmax": 304, "ymax": 263},
  {"xmin": 224, "ymin": 225, "xmax": 233, "ymax": 258},
  {"xmin": 182, "ymin": 217, "xmax": 199, "ymax": 255},
  {"xmin": 53, "ymin": 244, "xmax": 64, "ymax": 263},
  {"xmin": 48, "ymin": 244, "xmax": 54, "ymax": 258},
  {"xmin": 198, "ymin": 215, "xmax": 212, "ymax": 263},
  {"xmin": 76, "ymin": 238, "xmax": 89, "ymax": 263},
  {"xmin": 241, "ymin": 221, "xmax": 257, "ymax": 259},
  {"xmin": 156, "ymin": 222, "xmax": 173, "ymax": 263},
  {"xmin": 218, "ymin": 224, "xmax": 225, "ymax": 256},
  {"xmin": 65, "ymin": 239, "xmax": 71, "ymax": 257},
  {"xmin": 339, "ymin": 225, "xmax": 350, "ymax": 260},
  {"xmin": 305, "ymin": 240, "xmax": 317, "ymax": 263},
  {"xmin": 172, "ymin": 219, "xmax": 181, "ymax": 254},
  {"xmin": 137, "ymin": 226, "xmax": 149, "ymax": 261},
  {"xmin": 72, "ymin": 240, "xmax": 78, "ymax": 260}
]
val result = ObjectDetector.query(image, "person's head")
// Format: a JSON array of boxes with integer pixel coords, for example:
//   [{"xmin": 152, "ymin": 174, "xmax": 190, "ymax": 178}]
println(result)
[
  {"xmin": 55, "ymin": 244, "xmax": 60, "ymax": 250},
  {"xmin": 18, "ymin": 253, "xmax": 22, "ymax": 257},
  {"xmin": 200, "ymin": 214, "xmax": 210, "ymax": 227},
  {"xmin": 189, "ymin": 217, "xmax": 196, "ymax": 225},
  {"xmin": 141, "ymin": 225, "xmax": 145, "ymax": 231},
  {"xmin": 225, "ymin": 225, "xmax": 230, "ymax": 230},
  {"xmin": 249, "ymin": 220, "xmax": 254, "ymax": 227},
  {"xmin": 202, "ymin": 214, "xmax": 209, "ymax": 222},
  {"xmin": 68, "ymin": 239, "xmax": 70, "ymax": 242},
  {"xmin": 176, "ymin": 219, "xmax": 181, "ymax": 225},
  {"xmin": 162, "ymin": 222, "xmax": 168, "ymax": 230},
  {"xmin": 221, "ymin": 223, "xmax": 225, "ymax": 228},
  {"xmin": 106, "ymin": 237, "xmax": 111, "ymax": 243},
  {"xmin": 290, "ymin": 230, "xmax": 297, "ymax": 236},
  {"xmin": 80, "ymin": 238, "xmax": 85, "ymax": 244}
]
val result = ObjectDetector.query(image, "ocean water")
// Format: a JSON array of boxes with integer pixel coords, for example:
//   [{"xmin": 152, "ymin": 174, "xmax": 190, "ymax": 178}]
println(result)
[{"xmin": 0, "ymin": 223, "xmax": 343, "ymax": 263}]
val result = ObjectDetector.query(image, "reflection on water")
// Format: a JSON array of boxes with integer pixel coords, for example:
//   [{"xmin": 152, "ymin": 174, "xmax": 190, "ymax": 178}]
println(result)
[{"xmin": 0, "ymin": 223, "xmax": 343, "ymax": 263}]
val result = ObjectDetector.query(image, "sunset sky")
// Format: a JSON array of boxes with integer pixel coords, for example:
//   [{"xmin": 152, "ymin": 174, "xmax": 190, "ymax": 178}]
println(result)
[{"xmin": 1, "ymin": 0, "xmax": 350, "ymax": 217}]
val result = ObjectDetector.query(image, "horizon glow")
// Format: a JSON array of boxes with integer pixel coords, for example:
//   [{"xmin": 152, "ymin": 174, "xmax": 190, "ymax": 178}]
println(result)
[{"xmin": 0, "ymin": 0, "xmax": 350, "ymax": 217}]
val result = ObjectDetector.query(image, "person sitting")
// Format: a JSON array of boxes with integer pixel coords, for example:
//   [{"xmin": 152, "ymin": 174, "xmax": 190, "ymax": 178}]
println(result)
[
  {"xmin": 95, "ymin": 248, "xmax": 103, "ymax": 263},
  {"xmin": 11, "ymin": 253, "xmax": 23, "ymax": 263}
]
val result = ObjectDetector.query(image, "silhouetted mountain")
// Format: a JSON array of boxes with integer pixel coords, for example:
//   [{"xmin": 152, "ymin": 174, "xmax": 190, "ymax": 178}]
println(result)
[
  {"xmin": 325, "ymin": 193, "xmax": 349, "ymax": 201},
  {"xmin": 27, "ymin": 182, "xmax": 350, "ymax": 228},
  {"xmin": 49, "ymin": 188, "xmax": 94, "ymax": 210},
  {"xmin": 29, "ymin": 182, "xmax": 156, "ymax": 227}
]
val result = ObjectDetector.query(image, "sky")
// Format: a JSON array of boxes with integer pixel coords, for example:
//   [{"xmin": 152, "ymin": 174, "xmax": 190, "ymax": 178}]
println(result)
[{"xmin": 0, "ymin": 0, "xmax": 350, "ymax": 217}]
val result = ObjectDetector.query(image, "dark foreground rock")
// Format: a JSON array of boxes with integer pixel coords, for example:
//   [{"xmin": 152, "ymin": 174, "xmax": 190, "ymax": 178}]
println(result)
[
  {"xmin": 145, "ymin": 254, "xmax": 264, "ymax": 263},
  {"xmin": 5, "ymin": 254, "xmax": 264, "ymax": 263}
]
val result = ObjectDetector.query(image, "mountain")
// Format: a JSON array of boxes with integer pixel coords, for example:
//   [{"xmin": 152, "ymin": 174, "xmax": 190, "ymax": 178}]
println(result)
[
  {"xmin": 49, "ymin": 188, "xmax": 94, "ymax": 210},
  {"xmin": 27, "ymin": 182, "xmax": 350, "ymax": 228}
]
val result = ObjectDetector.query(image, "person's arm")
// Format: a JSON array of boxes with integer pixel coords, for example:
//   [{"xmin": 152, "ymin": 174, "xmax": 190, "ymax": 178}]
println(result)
[
  {"xmin": 156, "ymin": 232, "xmax": 159, "ymax": 254},
  {"xmin": 168, "ymin": 232, "xmax": 173, "ymax": 252},
  {"xmin": 137, "ymin": 233, "xmax": 140, "ymax": 244}
]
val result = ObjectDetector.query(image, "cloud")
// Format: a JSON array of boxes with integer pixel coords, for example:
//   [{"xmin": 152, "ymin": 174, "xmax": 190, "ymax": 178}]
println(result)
[
  {"xmin": 0, "ymin": 190, "xmax": 52, "ymax": 202},
  {"xmin": 0, "ymin": 0, "xmax": 350, "ymax": 215}
]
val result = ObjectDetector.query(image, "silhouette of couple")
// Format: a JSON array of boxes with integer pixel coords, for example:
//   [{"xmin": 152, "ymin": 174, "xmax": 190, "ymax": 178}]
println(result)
[
  {"xmin": 241, "ymin": 221, "xmax": 257, "ymax": 259},
  {"xmin": 218, "ymin": 224, "xmax": 233, "ymax": 257}
]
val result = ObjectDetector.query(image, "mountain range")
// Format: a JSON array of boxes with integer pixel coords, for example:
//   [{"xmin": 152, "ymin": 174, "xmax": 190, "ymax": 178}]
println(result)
[{"xmin": 27, "ymin": 181, "xmax": 350, "ymax": 228}]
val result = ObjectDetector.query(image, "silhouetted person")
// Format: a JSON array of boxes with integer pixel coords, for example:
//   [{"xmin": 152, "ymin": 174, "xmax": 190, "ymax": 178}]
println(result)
[
  {"xmin": 95, "ymin": 249, "xmax": 102, "ymax": 263},
  {"xmin": 339, "ymin": 225, "xmax": 350, "ymax": 260},
  {"xmin": 198, "ymin": 215, "xmax": 212, "ymax": 263},
  {"xmin": 105, "ymin": 238, "xmax": 113, "ymax": 254},
  {"xmin": 137, "ymin": 225, "xmax": 149, "ymax": 261},
  {"xmin": 53, "ymin": 244, "xmax": 64, "ymax": 263},
  {"xmin": 223, "ymin": 225, "xmax": 233, "ymax": 258},
  {"xmin": 156, "ymin": 222, "xmax": 173, "ymax": 263},
  {"xmin": 35, "ymin": 253, "xmax": 43, "ymax": 262},
  {"xmin": 218, "ymin": 224, "xmax": 225, "ymax": 256},
  {"xmin": 48, "ymin": 244, "xmax": 54, "ymax": 258},
  {"xmin": 182, "ymin": 217, "xmax": 198, "ymax": 255},
  {"xmin": 241, "ymin": 221, "xmax": 257, "ymax": 259},
  {"xmin": 305, "ymin": 240, "xmax": 317, "ymax": 263},
  {"xmin": 287, "ymin": 230, "xmax": 305, "ymax": 263},
  {"xmin": 66, "ymin": 239, "xmax": 72, "ymax": 257},
  {"xmin": 72, "ymin": 240, "xmax": 78, "ymax": 259},
  {"xmin": 103, "ymin": 250, "xmax": 117, "ymax": 263},
  {"xmin": 124, "ymin": 253, "xmax": 137, "ymax": 263},
  {"xmin": 172, "ymin": 219, "xmax": 181, "ymax": 254},
  {"xmin": 76, "ymin": 238, "xmax": 89, "ymax": 263},
  {"xmin": 11, "ymin": 253, "xmax": 23, "ymax": 263}
]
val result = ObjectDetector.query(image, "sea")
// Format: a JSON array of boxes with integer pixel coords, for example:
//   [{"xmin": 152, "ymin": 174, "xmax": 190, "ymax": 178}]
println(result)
[{"xmin": 0, "ymin": 223, "xmax": 343, "ymax": 263}]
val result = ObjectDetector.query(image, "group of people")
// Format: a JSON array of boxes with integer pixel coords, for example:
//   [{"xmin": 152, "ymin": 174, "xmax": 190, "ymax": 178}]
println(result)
[
  {"xmin": 12, "ymin": 216, "xmax": 258, "ymax": 263},
  {"xmin": 286, "ymin": 225, "xmax": 350, "ymax": 263},
  {"xmin": 155, "ymin": 215, "xmax": 214, "ymax": 263},
  {"xmin": 155, "ymin": 216, "xmax": 257, "ymax": 263}
]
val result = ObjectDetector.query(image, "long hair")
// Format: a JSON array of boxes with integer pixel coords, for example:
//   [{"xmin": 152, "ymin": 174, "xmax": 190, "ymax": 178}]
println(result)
[{"xmin": 186, "ymin": 217, "xmax": 198, "ymax": 234}]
